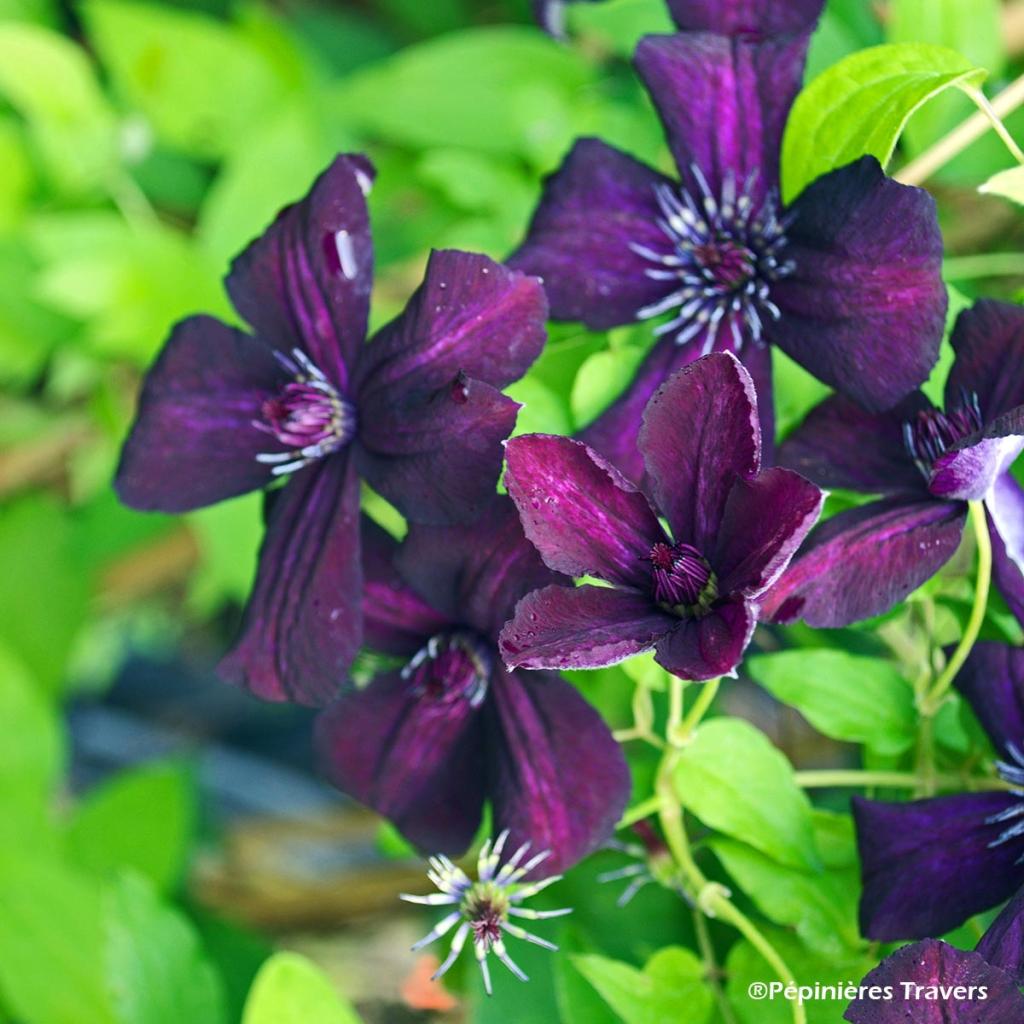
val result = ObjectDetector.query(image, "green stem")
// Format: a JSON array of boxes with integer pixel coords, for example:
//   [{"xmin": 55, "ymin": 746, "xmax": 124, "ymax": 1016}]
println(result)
[
  {"xmin": 616, "ymin": 795, "xmax": 663, "ymax": 829},
  {"xmin": 692, "ymin": 907, "xmax": 738, "ymax": 1024},
  {"xmin": 965, "ymin": 85, "xmax": 1024, "ymax": 165},
  {"xmin": 656, "ymin": 756, "xmax": 805, "ymax": 1024},
  {"xmin": 673, "ymin": 676, "xmax": 720, "ymax": 745},
  {"xmin": 921, "ymin": 500, "xmax": 992, "ymax": 714},
  {"xmin": 795, "ymin": 769, "xmax": 1012, "ymax": 791},
  {"xmin": 944, "ymin": 254, "xmax": 1024, "ymax": 281}
]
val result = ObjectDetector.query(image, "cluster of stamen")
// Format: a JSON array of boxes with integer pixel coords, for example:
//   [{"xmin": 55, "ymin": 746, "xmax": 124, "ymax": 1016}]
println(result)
[
  {"xmin": 902, "ymin": 391, "xmax": 983, "ymax": 479},
  {"xmin": 985, "ymin": 742, "xmax": 1024, "ymax": 860},
  {"xmin": 647, "ymin": 541, "xmax": 718, "ymax": 617},
  {"xmin": 401, "ymin": 830, "xmax": 571, "ymax": 995},
  {"xmin": 254, "ymin": 348, "xmax": 355, "ymax": 476},
  {"xmin": 402, "ymin": 631, "xmax": 493, "ymax": 708},
  {"xmin": 631, "ymin": 167, "xmax": 794, "ymax": 353}
]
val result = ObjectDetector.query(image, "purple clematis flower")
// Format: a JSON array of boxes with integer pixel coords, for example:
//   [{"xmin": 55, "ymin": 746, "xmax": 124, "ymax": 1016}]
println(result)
[
  {"xmin": 512, "ymin": 0, "xmax": 946, "ymax": 479},
  {"xmin": 314, "ymin": 500, "xmax": 630, "ymax": 872},
  {"xmin": 854, "ymin": 642, "xmax": 1024, "ymax": 941},
  {"xmin": 764, "ymin": 300, "xmax": 1024, "ymax": 628},
  {"xmin": 844, "ymin": 888, "xmax": 1024, "ymax": 1022},
  {"xmin": 498, "ymin": 352, "xmax": 823, "ymax": 681},
  {"xmin": 115, "ymin": 155, "xmax": 547, "ymax": 706}
]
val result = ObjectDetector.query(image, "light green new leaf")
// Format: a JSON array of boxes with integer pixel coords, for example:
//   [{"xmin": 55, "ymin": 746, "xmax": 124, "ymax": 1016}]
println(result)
[
  {"xmin": 568, "ymin": 0, "xmax": 674, "ymax": 58},
  {"xmin": 979, "ymin": 166, "xmax": 1024, "ymax": 206},
  {"xmin": 104, "ymin": 872, "xmax": 226, "ymax": 1024},
  {"xmin": 242, "ymin": 952, "xmax": 362, "ymax": 1024},
  {"xmin": 573, "ymin": 947, "xmax": 713, "ymax": 1024},
  {"xmin": 748, "ymin": 649, "xmax": 916, "ymax": 756},
  {"xmin": 672, "ymin": 718, "xmax": 819, "ymax": 870},
  {"xmin": 571, "ymin": 346, "xmax": 646, "ymax": 428},
  {"xmin": 67, "ymin": 761, "xmax": 196, "ymax": 894},
  {"xmin": 0, "ymin": 854, "xmax": 116, "ymax": 1024},
  {"xmin": 781, "ymin": 43, "xmax": 986, "ymax": 202}
]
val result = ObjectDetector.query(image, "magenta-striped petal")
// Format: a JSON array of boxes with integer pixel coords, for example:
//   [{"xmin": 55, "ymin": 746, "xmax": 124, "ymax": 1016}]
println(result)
[
  {"xmin": 741, "ymin": 342, "xmax": 775, "ymax": 464},
  {"xmin": 654, "ymin": 597, "xmax": 755, "ymax": 681},
  {"xmin": 761, "ymin": 497, "xmax": 967, "ymax": 628},
  {"xmin": 361, "ymin": 517, "xmax": 451, "ymax": 658},
  {"xmin": 394, "ymin": 497, "xmax": 565, "ymax": 638},
  {"xmin": 953, "ymin": 642, "xmax": 1024, "ymax": 759},
  {"xmin": 947, "ymin": 299, "xmax": 1024, "ymax": 437},
  {"xmin": 778, "ymin": 392, "xmax": 931, "ymax": 496},
  {"xmin": 507, "ymin": 138, "xmax": 676, "ymax": 329},
  {"xmin": 315, "ymin": 671, "xmax": 485, "ymax": 856},
  {"xmin": 218, "ymin": 452, "xmax": 361, "ymax": 705},
  {"xmin": 355, "ymin": 378, "xmax": 520, "ymax": 525},
  {"xmin": 356, "ymin": 250, "xmax": 546, "ymax": 397},
  {"xmin": 639, "ymin": 352, "xmax": 761, "ymax": 549},
  {"xmin": 666, "ymin": 0, "xmax": 824, "ymax": 34},
  {"xmin": 634, "ymin": 32, "xmax": 809, "ymax": 206},
  {"xmin": 713, "ymin": 468, "xmax": 823, "ymax": 597},
  {"xmin": 487, "ymin": 668, "xmax": 631, "ymax": 873},
  {"xmin": 577, "ymin": 335, "xmax": 705, "ymax": 484},
  {"xmin": 844, "ymin": 939, "xmax": 1024, "ymax": 1023},
  {"xmin": 854, "ymin": 792, "xmax": 1024, "ymax": 940},
  {"xmin": 226, "ymin": 154, "xmax": 375, "ymax": 392},
  {"xmin": 988, "ymin": 472, "xmax": 1024, "ymax": 625},
  {"xmin": 772, "ymin": 158, "xmax": 946, "ymax": 412},
  {"xmin": 499, "ymin": 584, "xmax": 673, "ymax": 670},
  {"xmin": 115, "ymin": 316, "xmax": 287, "ymax": 513},
  {"xmin": 504, "ymin": 434, "xmax": 665, "ymax": 587}
]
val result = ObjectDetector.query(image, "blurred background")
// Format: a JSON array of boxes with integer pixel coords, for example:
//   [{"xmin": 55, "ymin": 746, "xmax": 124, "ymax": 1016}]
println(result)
[{"xmin": 2, "ymin": 0, "xmax": 1024, "ymax": 1020}]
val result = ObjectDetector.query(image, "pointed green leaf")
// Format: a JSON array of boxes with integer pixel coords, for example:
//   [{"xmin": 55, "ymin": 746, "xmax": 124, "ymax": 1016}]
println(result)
[{"xmin": 242, "ymin": 953, "xmax": 362, "ymax": 1024}]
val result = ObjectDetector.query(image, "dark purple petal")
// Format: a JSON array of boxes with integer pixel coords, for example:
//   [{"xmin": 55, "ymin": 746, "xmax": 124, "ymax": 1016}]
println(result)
[
  {"xmin": 654, "ymin": 597, "xmax": 755, "ymax": 680},
  {"xmin": 361, "ymin": 516, "xmax": 451, "ymax": 658},
  {"xmin": 218, "ymin": 453, "xmax": 361, "ymax": 706},
  {"xmin": 394, "ymin": 497, "xmax": 566, "ymax": 638},
  {"xmin": 777, "ymin": 392, "xmax": 931, "ymax": 496},
  {"xmin": 988, "ymin": 472, "xmax": 1024, "ymax": 625},
  {"xmin": 929, "ymin": 435, "xmax": 1024, "ymax": 501},
  {"xmin": 634, "ymin": 32, "xmax": 809, "ymax": 204},
  {"xmin": 741, "ymin": 341, "xmax": 775, "ymax": 464},
  {"xmin": 499, "ymin": 584, "xmax": 673, "ymax": 671},
  {"xmin": 315, "ymin": 671, "xmax": 485, "ymax": 855},
  {"xmin": 486, "ymin": 668, "xmax": 631, "ymax": 873},
  {"xmin": 577, "ymin": 335, "xmax": 704, "ymax": 484},
  {"xmin": 639, "ymin": 352, "xmax": 761, "ymax": 549},
  {"xmin": 953, "ymin": 642, "xmax": 1024, "ymax": 760},
  {"xmin": 854, "ymin": 792, "xmax": 1024, "ymax": 941},
  {"xmin": 507, "ymin": 139, "xmax": 676, "ymax": 329},
  {"xmin": 713, "ymin": 467, "xmax": 823, "ymax": 597},
  {"xmin": 115, "ymin": 316, "xmax": 286, "ymax": 513},
  {"xmin": 226, "ymin": 154, "xmax": 375, "ymax": 391},
  {"xmin": 355, "ymin": 379, "xmax": 519, "ymax": 525},
  {"xmin": 844, "ymin": 938, "xmax": 1024, "ymax": 1023},
  {"xmin": 947, "ymin": 299, "xmax": 1024, "ymax": 434},
  {"xmin": 666, "ymin": 0, "xmax": 824, "ymax": 35},
  {"xmin": 772, "ymin": 157, "xmax": 946, "ymax": 412},
  {"xmin": 504, "ymin": 434, "xmax": 665, "ymax": 587},
  {"xmin": 760, "ymin": 497, "xmax": 967, "ymax": 628},
  {"xmin": 976, "ymin": 886, "xmax": 1024, "ymax": 985},
  {"xmin": 355, "ymin": 250, "xmax": 546, "ymax": 398}
]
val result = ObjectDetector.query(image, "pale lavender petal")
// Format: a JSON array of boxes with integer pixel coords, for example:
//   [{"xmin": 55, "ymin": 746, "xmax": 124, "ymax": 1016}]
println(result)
[{"xmin": 988, "ymin": 472, "xmax": 1024, "ymax": 624}]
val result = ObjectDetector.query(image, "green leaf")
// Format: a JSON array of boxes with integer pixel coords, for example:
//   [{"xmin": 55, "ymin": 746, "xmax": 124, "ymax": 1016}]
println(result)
[
  {"xmin": 568, "ymin": 0, "xmax": 674, "ymax": 58},
  {"xmin": 781, "ymin": 43, "xmax": 987, "ymax": 202},
  {"xmin": 0, "ymin": 23, "xmax": 117, "ymax": 192},
  {"xmin": 748, "ymin": 649, "xmax": 916, "ymax": 756},
  {"xmin": 0, "ymin": 854, "xmax": 116, "ymax": 1024},
  {"xmin": 672, "ymin": 718, "xmax": 819, "ymax": 870},
  {"xmin": 979, "ymin": 165, "xmax": 1024, "ymax": 206},
  {"xmin": 710, "ymin": 837, "xmax": 861, "ymax": 957},
  {"xmin": 67, "ymin": 762, "xmax": 196, "ymax": 894},
  {"xmin": 242, "ymin": 952, "xmax": 362, "ymax": 1024},
  {"xmin": 83, "ymin": 0, "xmax": 288, "ymax": 159},
  {"xmin": 104, "ymin": 872, "xmax": 226, "ymax": 1024},
  {"xmin": 186, "ymin": 492, "xmax": 262, "ymax": 613},
  {"xmin": 573, "ymin": 947, "xmax": 713, "ymax": 1024},
  {"xmin": 570, "ymin": 346, "xmax": 647, "ymax": 428},
  {"xmin": 508, "ymin": 376, "xmax": 574, "ymax": 436}
]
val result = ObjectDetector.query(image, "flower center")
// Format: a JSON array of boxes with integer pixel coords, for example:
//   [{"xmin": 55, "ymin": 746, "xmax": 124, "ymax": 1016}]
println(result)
[
  {"xmin": 632, "ymin": 168, "xmax": 794, "ymax": 352},
  {"xmin": 985, "ymin": 742, "xmax": 1024, "ymax": 858},
  {"xmin": 902, "ymin": 392, "xmax": 983, "ymax": 479},
  {"xmin": 255, "ymin": 348, "xmax": 356, "ymax": 476},
  {"xmin": 647, "ymin": 541, "xmax": 718, "ymax": 617},
  {"xmin": 401, "ymin": 630, "xmax": 493, "ymax": 708},
  {"xmin": 462, "ymin": 882, "xmax": 510, "ymax": 950}
]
